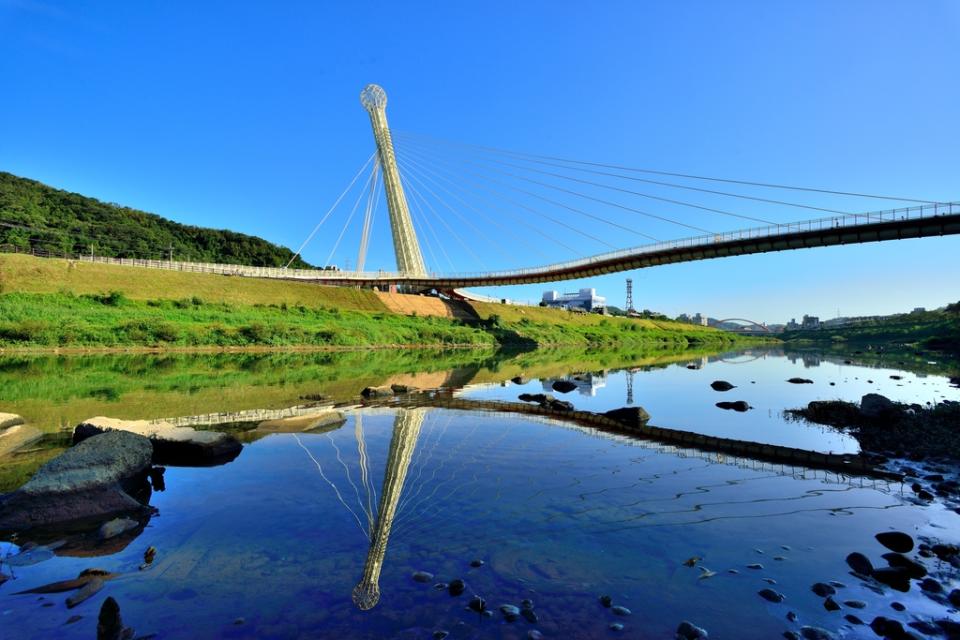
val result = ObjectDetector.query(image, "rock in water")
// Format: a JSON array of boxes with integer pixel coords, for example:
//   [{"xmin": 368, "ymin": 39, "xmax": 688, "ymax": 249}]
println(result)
[
  {"xmin": 74, "ymin": 417, "xmax": 241, "ymax": 466},
  {"xmin": 468, "ymin": 595, "xmax": 485, "ymax": 613},
  {"xmin": 360, "ymin": 386, "xmax": 392, "ymax": 399},
  {"xmin": 710, "ymin": 381, "xmax": 735, "ymax": 391},
  {"xmin": 521, "ymin": 608, "xmax": 538, "ymax": 623},
  {"xmin": 66, "ymin": 577, "xmax": 104, "ymax": 609},
  {"xmin": 787, "ymin": 378, "xmax": 814, "ymax": 384},
  {"xmin": 448, "ymin": 579, "xmax": 465, "ymax": 597},
  {"xmin": 604, "ymin": 406, "xmax": 651, "ymax": 427},
  {"xmin": 881, "ymin": 552, "xmax": 926, "ymax": 578},
  {"xmin": 469, "ymin": 559, "xmax": 484, "ymax": 568},
  {"xmin": 872, "ymin": 567, "xmax": 911, "ymax": 592},
  {"xmin": 510, "ymin": 376, "xmax": 527, "ymax": 385},
  {"xmin": 874, "ymin": 531, "xmax": 913, "ymax": 553},
  {"xmin": 611, "ymin": 606, "xmax": 631, "ymax": 616},
  {"xmin": 811, "ymin": 583, "xmax": 836, "ymax": 597},
  {"xmin": 845, "ymin": 552, "xmax": 874, "ymax": 575},
  {"xmin": 551, "ymin": 380, "xmax": 578, "ymax": 393},
  {"xmin": 411, "ymin": 571, "xmax": 433, "ymax": 583},
  {"xmin": 716, "ymin": 401, "xmax": 750, "ymax": 412},
  {"xmin": 0, "ymin": 431, "xmax": 152, "ymax": 532},
  {"xmin": 758, "ymin": 589, "xmax": 785, "ymax": 603},
  {"xmin": 598, "ymin": 594, "xmax": 613, "ymax": 608},
  {"xmin": 500, "ymin": 604, "xmax": 521, "ymax": 621},
  {"xmin": 823, "ymin": 597, "xmax": 840, "ymax": 611},
  {"xmin": 799, "ymin": 627, "xmax": 835, "ymax": 640},
  {"xmin": 676, "ymin": 620, "xmax": 708, "ymax": 639}
]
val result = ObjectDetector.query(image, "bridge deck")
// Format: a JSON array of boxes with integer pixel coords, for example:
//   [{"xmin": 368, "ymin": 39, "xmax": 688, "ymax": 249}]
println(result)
[{"xmin": 68, "ymin": 204, "xmax": 959, "ymax": 289}]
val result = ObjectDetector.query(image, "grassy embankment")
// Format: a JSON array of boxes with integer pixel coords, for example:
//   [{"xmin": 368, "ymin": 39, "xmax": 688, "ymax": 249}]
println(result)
[
  {"xmin": 782, "ymin": 303, "xmax": 960, "ymax": 352},
  {"xmin": 0, "ymin": 254, "xmax": 762, "ymax": 350}
]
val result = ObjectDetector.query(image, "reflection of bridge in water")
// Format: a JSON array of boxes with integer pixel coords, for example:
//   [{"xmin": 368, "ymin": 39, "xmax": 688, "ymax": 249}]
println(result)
[{"xmin": 284, "ymin": 397, "xmax": 902, "ymax": 611}]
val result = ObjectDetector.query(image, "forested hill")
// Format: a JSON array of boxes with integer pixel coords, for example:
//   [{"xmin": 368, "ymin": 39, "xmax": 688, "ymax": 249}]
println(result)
[{"xmin": 0, "ymin": 171, "xmax": 312, "ymax": 268}]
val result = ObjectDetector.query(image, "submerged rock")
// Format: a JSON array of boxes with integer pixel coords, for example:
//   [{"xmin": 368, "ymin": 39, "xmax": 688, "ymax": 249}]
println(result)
[
  {"xmin": 872, "ymin": 567, "xmax": 911, "ymax": 592},
  {"xmin": 500, "ymin": 604, "xmax": 521, "ymax": 621},
  {"xmin": 447, "ymin": 579, "xmax": 465, "ymax": 597},
  {"xmin": 881, "ymin": 552, "xmax": 926, "ymax": 578},
  {"xmin": 758, "ymin": 589, "xmax": 785, "ymax": 603},
  {"xmin": 99, "ymin": 517, "xmax": 139, "ymax": 540},
  {"xmin": 468, "ymin": 595, "xmax": 485, "ymax": 613},
  {"xmin": 811, "ymin": 583, "xmax": 835, "ymax": 597},
  {"xmin": 0, "ymin": 431, "xmax": 152, "ymax": 533},
  {"xmin": 845, "ymin": 552, "xmax": 874, "ymax": 575},
  {"xmin": 710, "ymin": 381, "xmax": 735, "ymax": 392},
  {"xmin": 411, "ymin": 571, "xmax": 433, "ymax": 583},
  {"xmin": 859, "ymin": 394, "xmax": 897, "ymax": 419},
  {"xmin": 611, "ymin": 605, "xmax": 631, "ymax": 616},
  {"xmin": 598, "ymin": 594, "xmax": 613, "ymax": 608}
]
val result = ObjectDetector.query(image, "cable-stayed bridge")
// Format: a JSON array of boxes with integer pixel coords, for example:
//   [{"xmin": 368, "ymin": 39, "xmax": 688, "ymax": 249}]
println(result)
[{"xmin": 56, "ymin": 84, "xmax": 960, "ymax": 291}]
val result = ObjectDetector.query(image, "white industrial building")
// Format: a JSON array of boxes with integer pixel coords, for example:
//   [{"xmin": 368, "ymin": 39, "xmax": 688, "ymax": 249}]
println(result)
[{"xmin": 542, "ymin": 288, "xmax": 606, "ymax": 312}]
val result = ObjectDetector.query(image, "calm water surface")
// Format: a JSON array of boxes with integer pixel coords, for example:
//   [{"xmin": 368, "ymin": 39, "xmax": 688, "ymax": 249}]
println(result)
[{"xmin": 1, "ymin": 347, "xmax": 958, "ymax": 639}]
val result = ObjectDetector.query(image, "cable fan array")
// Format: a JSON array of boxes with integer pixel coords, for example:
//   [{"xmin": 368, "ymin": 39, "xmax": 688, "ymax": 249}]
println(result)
[{"xmin": 288, "ymin": 133, "xmax": 939, "ymax": 275}]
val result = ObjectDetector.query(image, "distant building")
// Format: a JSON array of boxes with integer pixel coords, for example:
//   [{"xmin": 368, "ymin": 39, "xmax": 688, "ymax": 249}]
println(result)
[
  {"xmin": 692, "ymin": 313, "xmax": 708, "ymax": 326},
  {"xmin": 786, "ymin": 318, "xmax": 800, "ymax": 330},
  {"xmin": 912, "ymin": 307, "xmax": 926, "ymax": 314},
  {"xmin": 542, "ymin": 288, "xmax": 606, "ymax": 312},
  {"xmin": 801, "ymin": 314, "xmax": 821, "ymax": 330}
]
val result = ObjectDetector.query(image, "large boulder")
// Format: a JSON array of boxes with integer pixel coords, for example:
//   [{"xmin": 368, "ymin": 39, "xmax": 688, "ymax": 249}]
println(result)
[
  {"xmin": 859, "ymin": 394, "xmax": 898, "ymax": 420},
  {"xmin": 604, "ymin": 406, "xmax": 651, "ymax": 427},
  {"xmin": 0, "ymin": 413, "xmax": 25, "ymax": 430},
  {"xmin": 0, "ymin": 431, "xmax": 152, "ymax": 532},
  {"xmin": 74, "ymin": 417, "xmax": 242, "ymax": 466},
  {"xmin": 0, "ymin": 422, "xmax": 43, "ymax": 458}
]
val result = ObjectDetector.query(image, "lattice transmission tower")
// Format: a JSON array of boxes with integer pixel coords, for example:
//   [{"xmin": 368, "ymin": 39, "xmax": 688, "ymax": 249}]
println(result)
[
  {"xmin": 625, "ymin": 278, "xmax": 635, "ymax": 313},
  {"xmin": 360, "ymin": 84, "xmax": 427, "ymax": 277}
]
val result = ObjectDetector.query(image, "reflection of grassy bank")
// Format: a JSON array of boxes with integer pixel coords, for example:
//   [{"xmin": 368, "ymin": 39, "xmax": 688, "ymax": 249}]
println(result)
[{"xmin": 0, "ymin": 344, "xmax": 730, "ymax": 491}]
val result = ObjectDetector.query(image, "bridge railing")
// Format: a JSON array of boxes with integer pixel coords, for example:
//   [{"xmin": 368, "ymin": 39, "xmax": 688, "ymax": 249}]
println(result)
[{"xmin": 3, "ymin": 201, "xmax": 956, "ymax": 283}]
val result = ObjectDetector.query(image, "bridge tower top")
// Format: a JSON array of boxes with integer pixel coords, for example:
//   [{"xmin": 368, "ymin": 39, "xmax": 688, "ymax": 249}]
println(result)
[{"xmin": 360, "ymin": 84, "xmax": 427, "ymax": 277}]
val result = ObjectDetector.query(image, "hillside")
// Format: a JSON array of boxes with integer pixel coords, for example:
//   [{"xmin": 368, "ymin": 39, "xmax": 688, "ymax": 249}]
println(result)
[
  {"xmin": 0, "ymin": 171, "xmax": 311, "ymax": 267},
  {"xmin": 782, "ymin": 302, "xmax": 960, "ymax": 351}
]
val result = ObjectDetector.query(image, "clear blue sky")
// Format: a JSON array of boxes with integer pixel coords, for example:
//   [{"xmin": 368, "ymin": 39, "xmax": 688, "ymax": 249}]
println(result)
[{"xmin": 1, "ymin": 1, "xmax": 958, "ymax": 322}]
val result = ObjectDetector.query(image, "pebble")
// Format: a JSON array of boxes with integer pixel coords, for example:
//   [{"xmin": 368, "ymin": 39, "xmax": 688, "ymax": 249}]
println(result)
[
  {"xmin": 747, "ymin": 563, "xmax": 764, "ymax": 570},
  {"xmin": 521, "ymin": 608, "xmax": 538, "ymax": 623},
  {"xmin": 611, "ymin": 605, "xmax": 631, "ymax": 616},
  {"xmin": 875, "ymin": 531, "xmax": 914, "ymax": 553},
  {"xmin": 432, "ymin": 631, "xmax": 449, "ymax": 640},
  {"xmin": 411, "ymin": 571, "xmax": 434, "ymax": 583},
  {"xmin": 786, "ymin": 612, "xmax": 798, "ymax": 622},
  {"xmin": 521, "ymin": 598, "xmax": 534, "ymax": 610},
  {"xmin": 528, "ymin": 631, "xmax": 544, "ymax": 640},
  {"xmin": 920, "ymin": 577, "xmax": 943, "ymax": 593},
  {"xmin": 823, "ymin": 597, "xmax": 840, "ymax": 612},
  {"xmin": 949, "ymin": 589, "xmax": 960, "ymax": 607},
  {"xmin": 844, "ymin": 614, "xmax": 863, "ymax": 625},
  {"xmin": 469, "ymin": 559, "xmax": 484, "ymax": 568},
  {"xmin": 598, "ymin": 594, "xmax": 612, "ymax": 608},
  {"xmin": 448, "ymin": 579, "xmax": 465, "ymax": 597},
  {"xmin": 842, "ymin": 600, "xmax": 866, "ymax": 608},
  {"xmin": 872, "ymin": 566, "xmax": 910, "ymax": 591},
  {"xmin": 889, "ymin": 601, "xmax": 905, "ymax": 611},
  {"xmin": 432, "ymin": 582, "xmax": 448, "ymax": 591},
  {"xmin": 500, "ymin": 604, "xmax": 521, "ymax": 621},
  {"xmin": 811, "ymin": 583, "xmax": 835, "ymax": 597},
  {"xmin": 65, "ymin": 615, "xmax": 82, "ymax": 625},
  {"xmin": 763, "ymin": 578, "xmax": 778, "ymax": 585},
  {"xmin": 758, "ymin": 589, "xmax": 785, "ymax": 603},
  {"xmin": 609, "ymin": 622, "xmax": 624, "ymax": 632}
]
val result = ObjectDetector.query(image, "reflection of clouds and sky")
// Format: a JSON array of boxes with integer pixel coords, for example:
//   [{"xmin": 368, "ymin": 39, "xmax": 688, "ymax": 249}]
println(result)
[{"xmin": 462, "ymin": 351, "xmax": 960, "ymax": 454}]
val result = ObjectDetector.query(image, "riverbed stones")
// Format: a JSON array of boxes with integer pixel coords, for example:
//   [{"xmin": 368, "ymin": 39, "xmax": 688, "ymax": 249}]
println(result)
[
  {"xmin": 552, "ymin": 380, "xmax": 577, "ymax": 393},
  {"xmin": 875, "ymin": 531, "xmax": 914, "ymax": 553},
  {"xmin": 710, "ymin": 381, "xmax": 735, "ymax": 391},
  {"xmin": 811, "ymin": 583, "xmax": 836, "ymax": 597},
  {"xmin": 0, "ymin": 431, "xmax": 152, "ymax": 532},
  {"xmin": 74, "ymin": 417, "xmax": 241, "ymax": 466},
  {"xmin": 676, "ymin": 620, "xmax": 708, "ymax": 639}
]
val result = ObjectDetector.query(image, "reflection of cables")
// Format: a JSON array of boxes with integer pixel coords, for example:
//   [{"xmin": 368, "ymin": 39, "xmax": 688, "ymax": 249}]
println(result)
[
  {"xmin": 326, "ymin": 432, "xmax": 369, "ymax": 529},
  {"xmin": 355, "ymin": 416, "xmax": 377, "ymax": 531},
  {"xmin": 293, "ymin": 434, "xmax": 369, "ymax": 540}
]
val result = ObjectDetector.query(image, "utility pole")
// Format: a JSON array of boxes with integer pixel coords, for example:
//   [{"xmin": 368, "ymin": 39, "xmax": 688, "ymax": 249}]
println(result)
[{"xmin": 168, "ymin": 244, "xmax": 174, "ymax": 262}]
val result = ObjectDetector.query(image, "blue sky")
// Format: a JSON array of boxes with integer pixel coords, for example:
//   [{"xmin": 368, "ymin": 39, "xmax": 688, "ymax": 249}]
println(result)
[{"xmin": 1, "ymin": 1, "xmax": 958, "ymax": 322}]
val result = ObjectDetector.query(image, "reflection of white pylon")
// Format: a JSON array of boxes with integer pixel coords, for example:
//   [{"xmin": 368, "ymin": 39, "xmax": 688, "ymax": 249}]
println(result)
[{"xmin": 352, "ymin": 409, "xmax": 426, "ymax": 610}]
